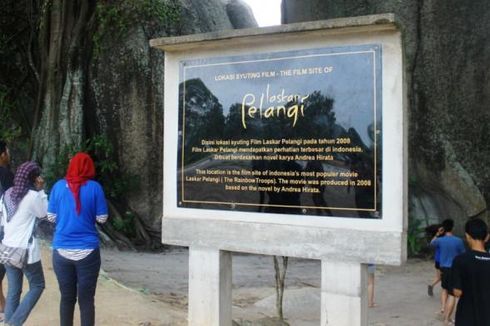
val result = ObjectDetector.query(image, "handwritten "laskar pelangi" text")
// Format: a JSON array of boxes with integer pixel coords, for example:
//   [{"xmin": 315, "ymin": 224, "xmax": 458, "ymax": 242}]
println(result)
[{"xmin": 241, "ymin": 84, "xmax": 309, "ymax": 129}]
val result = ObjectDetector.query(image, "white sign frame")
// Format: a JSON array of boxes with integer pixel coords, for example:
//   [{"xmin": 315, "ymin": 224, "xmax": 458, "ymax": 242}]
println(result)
[{"xmin": 152, "ymin": 14, "xmax": 407, "ymax": 265}]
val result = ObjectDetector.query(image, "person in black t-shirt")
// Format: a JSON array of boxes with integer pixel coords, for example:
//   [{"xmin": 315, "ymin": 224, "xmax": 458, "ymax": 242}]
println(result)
[
  {"xmin": 0, "ymin": 140, "xmax": 13, "ymax": 319},
  {"xmin": 0, "ymin": 141, "xmax": 13, "ymax": 194},
  {"xmin": 452, "ymin": 218, "xmax": 490, "ymax": 326}
]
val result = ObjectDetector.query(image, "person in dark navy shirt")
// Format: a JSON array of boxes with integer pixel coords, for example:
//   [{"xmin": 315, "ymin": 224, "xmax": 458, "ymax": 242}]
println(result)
[
  {"xmin": 452, "ymin": 218, "xmax": 490, "ymax": 326},
  {"xmin": 0, "ymin": 140, "xmax": 14, "ymax": 194},
  {"xmin": 0, "ymin": 140, "xmax": 14, "ymax": 318}
]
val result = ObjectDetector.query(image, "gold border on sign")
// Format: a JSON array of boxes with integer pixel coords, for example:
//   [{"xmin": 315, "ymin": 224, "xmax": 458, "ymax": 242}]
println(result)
[{"xmin": 179, "ymin": 47, "xmax": 379, "ymax": 213}]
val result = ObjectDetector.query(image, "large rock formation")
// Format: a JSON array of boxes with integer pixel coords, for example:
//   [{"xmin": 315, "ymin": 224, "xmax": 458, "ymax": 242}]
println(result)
[
  {"xmin": 282, "ymin": 0, "xmax": 489, "ymax": 230},
  {"xmin": 90, "ymin": 0, "xmax": 257, "ymax": 235}
]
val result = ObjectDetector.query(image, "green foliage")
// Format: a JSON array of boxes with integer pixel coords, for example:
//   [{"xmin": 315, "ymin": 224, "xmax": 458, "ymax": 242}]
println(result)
[
  {"xmin": 0, "ymin": 86, "xmax": 22, "ymax": 142},
  {"xmin": 93, "ymin": 0, "xmax": 181, "ymax": 57},
  {"xmin": 112, "ymin": 211, "xmax": 136, "ymax": 238},
  {"xmin": 407, "ymin": 217, "xmax": 426, "ymax": 256},
  {"xmin": 84, "ymin": 135, "xmax": 140, "ymax": 200},
  {"xmin": 139, "ymin": 0, "xmax": 181, "ymax": 24},
  {"xmin": 43, "ymin": 143, "xmax": 79, "ymax": 191},
  {"xmin": 44, "ymin": 135, "xmax": 140, "ymax": 200}
]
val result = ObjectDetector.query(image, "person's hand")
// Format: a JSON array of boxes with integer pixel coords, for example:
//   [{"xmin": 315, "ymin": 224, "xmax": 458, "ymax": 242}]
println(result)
[
  {"xmin": 436, "ymin": 226, "xmax": 445, "ymax": 236},
  {"xmin": 34, "ymin": 176, "xmax": 45, "ymax": 190}
]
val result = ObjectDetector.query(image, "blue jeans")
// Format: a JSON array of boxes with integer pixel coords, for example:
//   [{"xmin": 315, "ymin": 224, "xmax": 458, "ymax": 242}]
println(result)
[
  {"xmin": 5, "ymin": 261, "xmax": 45, "ymax": 326},
  {"xmin": 53, "ymin": 249, "xmax": 101, "ymax": 326}
]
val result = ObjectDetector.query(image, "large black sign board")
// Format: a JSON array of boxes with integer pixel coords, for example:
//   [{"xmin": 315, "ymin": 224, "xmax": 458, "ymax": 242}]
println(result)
[{"xmin": 177, "ymin": 44, "xmax": 382, "ymax": 218}]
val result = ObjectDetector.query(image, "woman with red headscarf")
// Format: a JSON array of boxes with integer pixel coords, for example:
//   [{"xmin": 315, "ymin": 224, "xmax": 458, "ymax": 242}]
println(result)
[
  {"xmin": 0, "ymin": 161, "xmax": 47, "ymax": 326},
  {"xmin": 47, "ymin": 153, "xmax": 108, "ymax": 326}
]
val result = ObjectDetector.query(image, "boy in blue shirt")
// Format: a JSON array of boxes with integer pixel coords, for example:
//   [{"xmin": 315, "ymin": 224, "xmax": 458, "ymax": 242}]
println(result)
[{"xmin": 431, "ymin": 219, "xmax": 465, "ymax": 325}]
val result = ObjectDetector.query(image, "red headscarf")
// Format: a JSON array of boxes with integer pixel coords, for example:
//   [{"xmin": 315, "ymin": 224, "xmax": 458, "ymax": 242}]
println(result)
[{"xmin": 65, "ymin": 152, "xmax": 95, "ymax": 214}]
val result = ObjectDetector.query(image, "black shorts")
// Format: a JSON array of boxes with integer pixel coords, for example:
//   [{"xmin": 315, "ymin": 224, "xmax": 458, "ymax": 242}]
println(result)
[
  {"xmin": 441, "ymin": 267, "xmax": 454, "ymax": 294},
  {"xmin": 435, "ymin": 261, "xmax": 440, "ymax": 270}
]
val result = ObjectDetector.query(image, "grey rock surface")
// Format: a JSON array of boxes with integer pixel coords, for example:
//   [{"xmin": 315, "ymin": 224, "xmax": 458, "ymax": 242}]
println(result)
[
  {"xmin": 226, "ymin": 0, "xmax": 258, "ymax": 29},
  {"xmin": 90, "ymin": 0, "xmax": 256, "ymax": 234},
  {"xmin": 282, "ymin": 0, "xmax": 490, "ymax": 227}
]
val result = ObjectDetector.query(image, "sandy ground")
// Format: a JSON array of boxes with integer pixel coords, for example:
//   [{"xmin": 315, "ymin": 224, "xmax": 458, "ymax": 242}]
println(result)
[
  {"xmin": 23, "ymin": 245, "xmax": 186, "ymax": 326},
  {"xmin": 19, "ymin": 244, "xmax": 447, "ymax": 325}
]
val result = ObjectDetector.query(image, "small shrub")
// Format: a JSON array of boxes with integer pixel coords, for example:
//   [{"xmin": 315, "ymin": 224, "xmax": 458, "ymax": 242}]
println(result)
[
  {"xmin": 407, "ymin": 217, "xmax": 426, "ymax": 256},
  {"xmin": 0, "ymin": 87, "xmax": 22, "ymax": 142}
]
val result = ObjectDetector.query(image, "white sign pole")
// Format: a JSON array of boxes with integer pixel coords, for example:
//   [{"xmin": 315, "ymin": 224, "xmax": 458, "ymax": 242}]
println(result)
[
  {"xmin": 321, "ymin": 261, "xmax": 368, "ymax": 326},
  {"xmin": 188, "ymin": 247, "xmax": 232, "ymax": 325}
]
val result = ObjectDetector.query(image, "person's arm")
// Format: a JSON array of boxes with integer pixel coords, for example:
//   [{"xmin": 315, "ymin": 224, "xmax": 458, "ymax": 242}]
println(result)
[
  {"xmin": 430, "ymin": 227, "xmax": 444, "ymax": 246},
  {"xmin": 31, "ymin": 192, "xmax": 48, "ymax": 218},
  {"xmin": 31, "ymin": 176, "xmax": 48, "ymax": 218},
  {"xmin": 0, "ymin": 195, "xmax": 5, "ymax": 226},
  {"xmin": 452, "ymin": 256, "xmax": 463, "ymax": 298},
  {"xmin": 459, "ymin": 240, "xmax": 466, "ymax": 254},
  {"xmin": 32, "ymin": 192, "xmax": 48, "ymax": 218},
  {"xmin": 95, "ymin": 182, "xmax": 108, "ymax": 224},
  {"xmin": 46, "ymin": 181, "xmax": 59, "ymax": 223}
]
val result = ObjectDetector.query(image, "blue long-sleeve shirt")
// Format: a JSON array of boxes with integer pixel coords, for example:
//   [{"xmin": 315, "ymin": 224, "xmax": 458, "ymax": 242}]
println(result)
[{"xmin": 48, "ymin": 179, "xmax": 108, "ymax": 249}]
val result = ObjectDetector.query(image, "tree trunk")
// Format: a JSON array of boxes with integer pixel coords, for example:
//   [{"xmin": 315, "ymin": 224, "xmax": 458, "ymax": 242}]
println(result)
[
  {"xmin": 273, "ymin": 255, "xmax": 288, "ymax": 321},
  {"xmin": 32, "ymin": 0, "xmax": 97, "ymax": 167}
]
